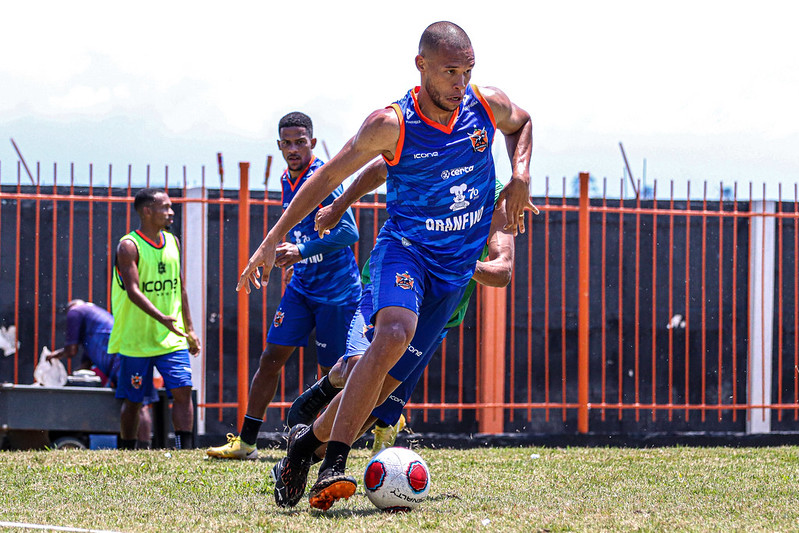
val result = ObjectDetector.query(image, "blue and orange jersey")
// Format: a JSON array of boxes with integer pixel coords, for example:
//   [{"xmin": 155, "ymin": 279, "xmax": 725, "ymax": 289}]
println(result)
[
  {"xmin": 280, "ymin": 156, "xmax": 361, "ymax": 305},
  {"xmin": 380, "ymin": 84, "xmax": 497, "ymax": 289}
]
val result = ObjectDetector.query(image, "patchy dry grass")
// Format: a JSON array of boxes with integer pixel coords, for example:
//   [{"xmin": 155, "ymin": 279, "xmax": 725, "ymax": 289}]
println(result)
[{"xmin": 0, "ymin": 446, "xmax": 797, "ymax": 532}]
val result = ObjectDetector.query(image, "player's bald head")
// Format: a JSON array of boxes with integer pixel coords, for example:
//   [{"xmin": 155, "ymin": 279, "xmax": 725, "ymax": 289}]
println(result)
[{"xmin": 418, "ymin": 21, "xmax": 472, "ymax": 56}]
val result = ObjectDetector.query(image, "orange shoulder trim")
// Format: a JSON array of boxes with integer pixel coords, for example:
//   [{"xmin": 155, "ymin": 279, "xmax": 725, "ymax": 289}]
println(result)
[
  {"xmin": 471, "ymin": 85, "xmax": 497, "ymax": 130},
  {"xmin": 382, "ymin": 103, "xmax": 405, "ymax": 167}
]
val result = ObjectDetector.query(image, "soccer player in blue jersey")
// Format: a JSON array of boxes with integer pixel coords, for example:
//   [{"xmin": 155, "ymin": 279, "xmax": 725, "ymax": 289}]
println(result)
[
  {"xmin": 207, "ymin": 112, "xmax": 362, "ymax": 460},
  {"xmin": 237, "ymin": 22, "xmax": 534, "ymax": 510},
  {"xmin": 286, "ymin": 157, "xmax": 517, "ymax": 460}
]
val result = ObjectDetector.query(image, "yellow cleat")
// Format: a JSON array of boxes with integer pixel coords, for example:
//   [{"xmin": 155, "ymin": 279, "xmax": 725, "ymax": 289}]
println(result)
[
  {"xmin": 370, "ymin": 414, "xmax": 406, "ymax": 457},
  {"xmin": 206, "ymin": 433, "xmax": 258, "ymax": 460}
]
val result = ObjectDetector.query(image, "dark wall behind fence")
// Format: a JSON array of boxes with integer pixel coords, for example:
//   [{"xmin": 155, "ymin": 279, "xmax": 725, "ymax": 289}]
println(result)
[{"xmin": 2, "ymin": 184, "xmax": 797, "ymax": 435}]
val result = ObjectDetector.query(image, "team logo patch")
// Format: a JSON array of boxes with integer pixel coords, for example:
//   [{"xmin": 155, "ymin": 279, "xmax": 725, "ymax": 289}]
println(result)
[
  {"xmin": 468, "ymin": 127, "xmax": 489, "ymax": 152},
  {"xmin": 131, "ymin": 373, "xmax": 143, "ymax": 390},
  {"xmin": 395, "ymin": 271, "xmax": 414, "ymax": 290},
  {"xmin": 273, "ymin": 310, "xmax": 285, "ymax": 328}
]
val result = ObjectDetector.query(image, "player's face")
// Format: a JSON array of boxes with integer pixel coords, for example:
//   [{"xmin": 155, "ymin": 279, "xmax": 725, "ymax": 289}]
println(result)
[
  {"xmin": 418, "ymin": 45, "xmax": 475, "ymax": 113},
  {"xmin": 277, "ymin": 127, "xmax": 316, "ymax": 173},
  {"xmin": 146, "ymin": 192, "xmax": 175, "ymax": 230}
]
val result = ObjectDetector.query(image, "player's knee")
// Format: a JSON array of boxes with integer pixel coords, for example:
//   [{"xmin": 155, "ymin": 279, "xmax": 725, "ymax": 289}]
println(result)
[{"xmin": 374, "ymin": 322, "xmax": 414, "ymax": 353}]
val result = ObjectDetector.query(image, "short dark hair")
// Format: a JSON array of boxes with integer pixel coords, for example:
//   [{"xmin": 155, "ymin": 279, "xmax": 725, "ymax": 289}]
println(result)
[
  {"xmin": 419, "ymin": 21, "xmax": 472, "ymax": 56},
  {"xmin": 278, "ymin": 112, "xmax": 313, "ymax": 138},
  {"xmin": 134, "ymin": 188, "xmax": 164, "ymax": 213}
]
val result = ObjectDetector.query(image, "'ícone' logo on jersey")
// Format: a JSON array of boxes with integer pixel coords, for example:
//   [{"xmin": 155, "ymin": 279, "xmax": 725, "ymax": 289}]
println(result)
[
  {"xmin": 468, "ymin": 127, "xmax": 489, "ymax": 152},
  {"xmin": 395, "ymin": 271, "xmax": 414, "ymax": 290},
  {"xmin": 273, "ymin": 310, "xmax": 285, "ymax": 328}
]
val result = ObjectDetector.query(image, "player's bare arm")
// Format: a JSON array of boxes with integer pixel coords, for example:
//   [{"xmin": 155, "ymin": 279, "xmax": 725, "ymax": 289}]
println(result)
[
  {"xmin": 237, "ymin": 108, "xmax": 400, "ymax": 293},
  {"xmin": 479, "ymin": 85, "xmax": 536, "ymax": 235},
  {"xmin": 116, "ymin": 239, "xmax": 187, "ymax": 338},
  {"xmin": 315, "ymin": 158, "xmax": 388, "ymax": 237},
  {"xmin": 472, "ymin": 196, "xmax": 515, "ymax": 287}
]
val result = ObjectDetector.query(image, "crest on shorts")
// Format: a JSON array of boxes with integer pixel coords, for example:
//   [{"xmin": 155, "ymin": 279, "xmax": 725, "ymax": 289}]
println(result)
[
  {"xmin": 131, "ymin": 373, "xmax": 143, "ymax": 390},
  {"xmin": 273, "ymin": 310, "xmax": 285, "ymax": 328},
  {"xmin": 468, "ymin": 127, "xmax": 489, "ymax": 153},
  {"xmin": 395, "ymin": 271, "xmax": 414, "ymax": 290}
]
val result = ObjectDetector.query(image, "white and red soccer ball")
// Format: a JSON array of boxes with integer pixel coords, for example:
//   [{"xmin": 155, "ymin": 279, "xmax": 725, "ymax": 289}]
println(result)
[{"xmin": 363, "ymin": 447, "xmax": 430, "ymax": 512}]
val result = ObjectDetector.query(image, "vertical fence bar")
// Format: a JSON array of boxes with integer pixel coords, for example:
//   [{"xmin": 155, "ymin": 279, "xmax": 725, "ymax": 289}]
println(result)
[
  {"xmin": 684, "ymin": 183, "xmax": 692, "ymax": 419},
  {"xmin": 600, "ymin": 179, "xmax": 607, "ymax": 420},
  {"xmin": 34, "ymin": 163, "xmax": 41, "ymax": 369},
  {"xmin": 777, "ymin": 185, "xmax": 784, "ymax": 421},
  {"xmin": 577, "ymin": 172, "xmax": 590, "ymax": 433},
  {"xmin": 87, "ymin": 165, "xmax": 94, "ymax": 302},
  {"xmin": 617, "ymin": 179, "xmax": 624, "ymax": 420},
  {"xmin": 560, "ymin": 178, "xmax": 567, "ymax": 421},
  {"xmin": 106, "ymin": 165, "xmax": 113, "ymax": 308},
  {"xmin": 701, "ymin": 183, "xmax": 708, "ymax": 421},
  {"xmin": 634, "ymin": 182, "xmax": 641, "ymax": 422},
  {"xmin": 731, "ymin": 183, "xmax": 739, "ymax": 421},
  {"xmin": 668, "ymin": 181, "xmax": 675, "ymax": 420},
  {"xmin": 14, "ymin": 163, "xmax": 21, "ymax": 383},
  {"xmin": 717, "ymin": 184, "xmax": 725, "ymax": 421},
  {"xmin": 543, "ymin": 178, "xmax": 551, "ymax": 421},
  {"xmin": 651, "ymin": 181, "xmax": 658, "ymax": 421},
  {"xmin": 794, "ymin": 184, "xmax": 799, "ymax": 420},
  {"xmin": 50, "ymin": 163, "xmax": 58, "ymax": 350},
  {"xmin": 237, "ymin": 162, "xmax": 251, "ymax": 429}
]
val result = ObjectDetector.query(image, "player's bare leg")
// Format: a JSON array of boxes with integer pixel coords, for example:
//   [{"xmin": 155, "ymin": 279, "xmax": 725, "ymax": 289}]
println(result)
[{"xmin": 308, "ymin": 306, "xmax": 416, "ymax": 510}]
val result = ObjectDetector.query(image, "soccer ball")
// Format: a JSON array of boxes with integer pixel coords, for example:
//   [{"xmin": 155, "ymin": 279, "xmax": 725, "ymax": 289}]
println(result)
[{"xmin": 363, "ymin": 447, "xmax": 430, "ymax": 512}]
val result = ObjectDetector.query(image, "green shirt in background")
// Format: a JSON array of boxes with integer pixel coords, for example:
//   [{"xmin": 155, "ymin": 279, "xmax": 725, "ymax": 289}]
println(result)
[{"xmin": 108, "ymin": 230, "xmax": 188, "ymax": 357}]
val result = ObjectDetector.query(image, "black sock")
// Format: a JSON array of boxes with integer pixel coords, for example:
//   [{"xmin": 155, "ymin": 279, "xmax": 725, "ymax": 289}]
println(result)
[
  {"xmin": 374, "ymin": 419, "xmax": 390, "ymax": 429},
  {"xmin": 292, "ymin": 425, "xmax": 324, "ymax": 458},
  {"xmin": 319, "ymin": 441, "xmax": 351, "ymax": 475},
  {"xmin": 118, "ymin": 438, "xmax": 136, "ymax": 450},
  {"xmin": 136, "ymin": 440, "xmax": 152, "ymax": 450},
  {"xmin": 318, "ymin": 375, "xmax": 340, "ymax": 397},
  {"xmin": 240, "ymin": 415, "xmax": 263, "ymax": 445},
  {"xmin": 174, "ymin": 431, "xmax": 194, "ymax": 450}
]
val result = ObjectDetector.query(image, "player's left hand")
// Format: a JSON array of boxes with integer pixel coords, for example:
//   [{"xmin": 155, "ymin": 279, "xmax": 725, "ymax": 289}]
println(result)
[
  {"xmin": 275, "ymin": 242, "xmax": 302, "ymax": 268},
  {"xmin": 236, "ymin": 239, "xmax": 277, "ymax": 293},
  {"xmin": 186, "ymin": 330, "xmax": 201, "ymax": 356},
  {"xmin": 500, "ymin": 177, "xmax": 539, "ymax": 235}
]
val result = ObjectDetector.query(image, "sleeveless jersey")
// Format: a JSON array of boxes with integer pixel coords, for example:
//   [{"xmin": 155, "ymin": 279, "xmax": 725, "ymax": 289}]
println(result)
[
  {"xmin": 280, "ymin": 156, "xmax": 361, "ymax": 305},
  {"xmin": 108, "ymin": 230, "xmax": 188, "ymax": 357},
  {"xmin": 362, "ymin": 180, "xmax": 504, "ymax": 328},
  {"xmin": 381, "ymin": 84, "xmax": 497, "ymax": 289}
]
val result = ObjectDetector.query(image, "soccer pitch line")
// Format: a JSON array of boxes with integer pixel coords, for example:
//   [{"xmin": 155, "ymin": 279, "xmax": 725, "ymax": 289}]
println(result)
[{"xmin": 0, "ymin": 521, "xmax": 124, "ymax": 533}]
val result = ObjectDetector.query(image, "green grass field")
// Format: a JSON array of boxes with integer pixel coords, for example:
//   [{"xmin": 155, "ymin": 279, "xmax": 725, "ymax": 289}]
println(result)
[{"xmin": 1, "ymin": 445, "xmax": 798, "ymax": 532}]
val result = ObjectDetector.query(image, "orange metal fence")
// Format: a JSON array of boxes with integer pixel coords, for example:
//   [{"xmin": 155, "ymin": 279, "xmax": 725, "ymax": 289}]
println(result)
[{"xmin": 1, "ymin": 163, "xmax": 797, "ymax": 435}]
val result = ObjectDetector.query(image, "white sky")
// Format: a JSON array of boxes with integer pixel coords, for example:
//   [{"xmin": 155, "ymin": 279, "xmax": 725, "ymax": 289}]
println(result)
[{"xmin": 1, "ymin": 0, "xmax": 797, "ymax": 197}]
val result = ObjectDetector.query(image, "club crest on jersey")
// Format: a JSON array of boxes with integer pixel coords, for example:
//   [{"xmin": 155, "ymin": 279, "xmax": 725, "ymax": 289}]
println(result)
[
  {"xmin": 468, "ymin": 127, "xmax": 489, "ymax": 152},
  {"xmin": 131, "ymin": 373, "xmax": 143, "ymax": 390},
  {"xmin": 273, "ymin": 310, "xmax": 285, "ymax": 328},
  {"xmin": 395, "ymin": 271, "xmax": 414, "ymax": 290}
]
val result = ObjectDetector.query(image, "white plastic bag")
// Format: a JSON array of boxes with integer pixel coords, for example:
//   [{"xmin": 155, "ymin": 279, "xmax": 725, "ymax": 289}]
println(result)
[{"xmin": 33, "ymin": 346, "xmax": 68, "ymax": 387}]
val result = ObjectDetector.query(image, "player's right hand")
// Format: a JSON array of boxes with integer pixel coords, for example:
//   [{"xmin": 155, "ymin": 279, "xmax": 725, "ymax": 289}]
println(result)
[
  {"xmin": 160, "ymin": 315, "xmax": 188, "ymax": 337},
  {"xmin": 237, "ymin": 239, "xmax": 277, "ymax": 293},
  {"xmin": 314, "ymin": 204, "xmax": 344, "ymax": 238}
]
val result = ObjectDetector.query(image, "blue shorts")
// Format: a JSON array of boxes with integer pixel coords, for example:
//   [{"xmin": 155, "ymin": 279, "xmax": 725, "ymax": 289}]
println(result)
[
  {"xmin": 115, "ymin": 349, "xmax": 192, "ymax": 404},
  {"xmin": 341, "ymin": 287, "xmax": 375, "ymax": 361},
  {"xmin": 267, "ymin": 284, "xmax": 358, "ymax": 368},
  {"xmin": 369, "ymin": 237, "xmax": 466, "ymax": 383}
]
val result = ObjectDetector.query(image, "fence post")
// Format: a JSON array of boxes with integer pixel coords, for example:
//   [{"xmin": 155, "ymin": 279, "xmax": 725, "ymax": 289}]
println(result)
[
  {"xmin": 184, "ymin": 187, "xmax": 207, "ymax": 435},
  {"xmin": 479, "ymin": 285, "xmax": 506, "ymax": 434},
  {"xmin": 578, "ymin": 172, "xmax": 590, "ymax": 433},
  {"xmin": 237, "ymin": 163, "xmax": 251, "ymax": 429},
  {"xmin": 747, "ymin": 200, "xmax": 775, "ymax": 433}
]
